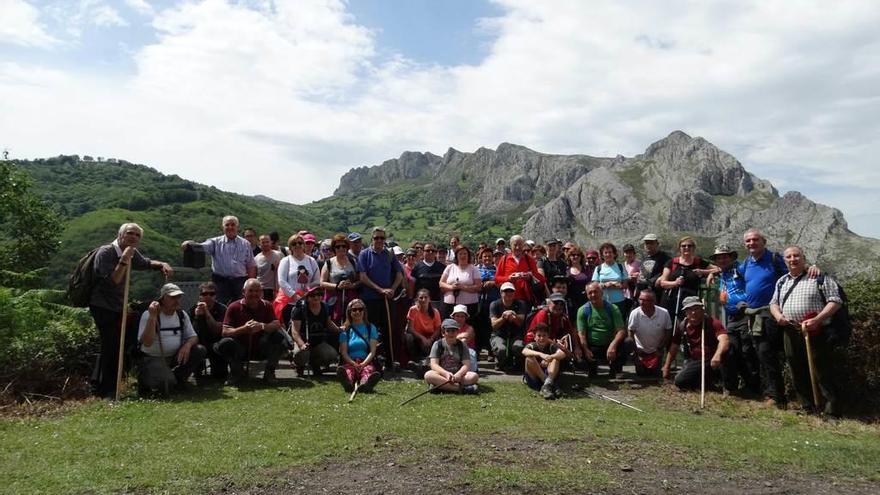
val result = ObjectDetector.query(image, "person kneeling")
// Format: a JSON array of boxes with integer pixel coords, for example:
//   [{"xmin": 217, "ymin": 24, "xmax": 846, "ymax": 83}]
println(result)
[
  {"xmin": 522, "ymin": 323, "xmax": 567, "ymax": 400},
  {"xmin": 662, "ymin": 297, "xmax": 730, "ymax": 391},
  {"xmin": 137, "ymin": 283, "xmax": 207, "ymax": 395},
  {"xmin": 424, "ymin": 319, "xmax": 480, "ymax": 394},
  {"xmin": 290, "ymin": 286, "xmax": 341, "ymax": 377},
  {"xmin": 337, "ymin": 299, "xmax": 381, "ymax": 393}
]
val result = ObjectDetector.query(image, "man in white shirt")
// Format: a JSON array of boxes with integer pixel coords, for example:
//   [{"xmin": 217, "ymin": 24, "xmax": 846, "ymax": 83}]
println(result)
[
  {"xmin": 627, "ymin": 290, "xmax": 671, "ymax": 377},
  {"xmin": 137, "ymin": 283, "xmax": 206, "ymax": 395}
]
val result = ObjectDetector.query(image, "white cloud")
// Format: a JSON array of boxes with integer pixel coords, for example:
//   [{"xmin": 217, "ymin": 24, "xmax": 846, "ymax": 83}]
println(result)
[
  {"xmin": 0, "ymin": 0, "xmax": 59, "ymax": 47},
  {"xmin": 1, "ymin": 0, "xmax": 880, "ymax": 238},
  {"xmin": 124, "ymin": 0, "xmax": 154, "ymax": 17}
]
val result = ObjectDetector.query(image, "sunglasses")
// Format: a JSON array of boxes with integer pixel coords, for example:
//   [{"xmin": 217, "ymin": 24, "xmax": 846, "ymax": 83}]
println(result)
[
  {"xmin": 290, "ymin": 242, "xmax": 304, "ymax": 246},
  {"xmin": 586, "ymin": 256, "xmax": 598, "ymax": 260},
  {"xmin": 200, "ymin": 291, "xmax": 216, "ymax": 296},
  {"xmin": 680, "ymin": 244, "xmax": 695, "ymax": 248},
  {"xmin": 424, "ymin": 249, "xmax": 436, "ymax": 253},
  {"xmin": 334, "ymin": 245, "xmax": 347, "ymax": 249},
  {"xmin": 373, "ymin": 236, "xmax": 385, "ymax": 241},
  {"xmin": 350, "ymin": 307, "xmax": 364, "ymax": 312}
]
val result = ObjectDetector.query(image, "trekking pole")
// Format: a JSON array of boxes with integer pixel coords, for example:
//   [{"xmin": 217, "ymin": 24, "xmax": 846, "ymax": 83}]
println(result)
[
  {"xmin": 700, "ymin": 298, "xmax": 706, "ymax": 409},
  {"xmin": 384, "ymin": 296, "xmax": 396, "ymax": 369},
  {"xmin": 400, "ymin": 378, "xmax": 453, "ymax": 406},
  {"xmin": 582, "ymin": 388, "xmax": 644, "ymax": 413},
  {"xmin": 801, "ymin": 321, "xmax": 822, "ymax": 409},
  {"xmin": 114, "ymin": 264, "xmax": 132, "ymax": 401}
]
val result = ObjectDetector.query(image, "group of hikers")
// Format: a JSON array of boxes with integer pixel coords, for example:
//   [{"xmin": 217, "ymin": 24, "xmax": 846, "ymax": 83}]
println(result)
[{"xmin": 84, "ymin": 216, "xmax": 849, "ymax": 414}]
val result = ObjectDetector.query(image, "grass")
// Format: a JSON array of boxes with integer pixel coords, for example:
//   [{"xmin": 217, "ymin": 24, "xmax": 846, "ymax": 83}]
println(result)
[{"xmin": 1, "ymin": 379, "xmax": 878, "ymax": 494}]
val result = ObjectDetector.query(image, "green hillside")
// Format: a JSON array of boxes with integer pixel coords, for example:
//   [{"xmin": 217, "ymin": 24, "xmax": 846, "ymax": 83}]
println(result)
[{"xmin": 17, "ymin": 156, "xmax": 327, "ymax": 298}]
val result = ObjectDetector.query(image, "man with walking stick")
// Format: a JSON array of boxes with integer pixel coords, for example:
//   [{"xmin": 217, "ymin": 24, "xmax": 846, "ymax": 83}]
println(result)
[
  {"xmin": 87, "ymin": 223, "xmax": 172, "ymax": 400},
  {"xmin": 769, "ymin": 246, "xmax": 844, "ymax": 415},
  {"xmin": 662, "ymin": 297, "xmax": 731, "ymax": 394},
  {"xmin": 136, "ymin": 283, "xmax": 206, "ymax": 396},
  {"xmin": 358, "ymin": 227, "xmax": 404, "ymax": 368}
]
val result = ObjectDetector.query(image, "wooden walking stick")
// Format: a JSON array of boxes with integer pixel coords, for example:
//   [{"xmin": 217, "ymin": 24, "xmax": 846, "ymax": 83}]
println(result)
[
  {"xmin": 384, "ymin": 296, "xmax": 396, "ymax": 368},
  {"xmin": 700, "ymin": 298, "xmax": 706, "ymax": 409},
  {"xmin": 802, "ymin": 321, "xmax": 822, "ymax": 408},
  {"xmin": 114, "ymin": 263, "xmax": 132, "ymax": 401}
]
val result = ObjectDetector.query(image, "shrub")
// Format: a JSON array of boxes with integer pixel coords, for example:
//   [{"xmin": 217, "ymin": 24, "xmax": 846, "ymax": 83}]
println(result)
[
  {"xmin": 0, "ymin": 288, "xmax": 98, "ymax": 402},
  {"xmin": 839, "ymin": 275, "xmax": 880, "ymax": 411}
]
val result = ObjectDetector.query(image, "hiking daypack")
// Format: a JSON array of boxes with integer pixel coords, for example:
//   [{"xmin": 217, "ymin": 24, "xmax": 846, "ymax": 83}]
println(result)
[
  {"xmin": 67, "ymin": 247, "xmax": 100, "ymax": 307},
  {"xmin": 579, "ymin": 303, "xmax": 615, "ymax": 343}
]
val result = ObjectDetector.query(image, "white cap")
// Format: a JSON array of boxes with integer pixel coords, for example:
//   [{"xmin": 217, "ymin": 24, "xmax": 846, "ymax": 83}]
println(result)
[
  {"xmin": 452, "ymin": 304, "xmax": 468, "ymax": 316},
  {"xmin": 500, "ymin": 282, "xmax": 516, "ymax": 292}
]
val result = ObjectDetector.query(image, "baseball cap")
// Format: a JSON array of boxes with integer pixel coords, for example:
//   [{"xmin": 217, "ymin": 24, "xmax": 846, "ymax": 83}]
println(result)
[
  {"xmin": 303, "ymin": 233, "xmax": 317, "ymax": 243},
  {"xmin": 642, "ymin": 233, "xmax": 659, "ymax": 242},
  {"xmin": 347, "ymin": 232, "xmax": 362, "ymax": 242},
  {"xmin": 500, "ymin": 282, "xmax": 516, "ymax": 292},
  {"xmin": 451, "ymin": 304, "xmax": 469, "ymax": 316},
  {"xmin": 711, "ymin": 244, "xmax": 737, "ymax": 259},
  {"xmin": 681, "ymin": 296, "xmax": 704, "ymax": 310},
  {"xmin": 548, "ymin": 292, "xmax": 566, "ymax": 303},
  {"xmin": 441, "ymin": 318, "xmax": 461, "ymax": 330},
  {"xmin": 392, "ymin": 246, "xmax": 404, "ymax": 255},
  {"xmin": 159, "ymin": 283, "xmax": 184, "ymax": 298}
]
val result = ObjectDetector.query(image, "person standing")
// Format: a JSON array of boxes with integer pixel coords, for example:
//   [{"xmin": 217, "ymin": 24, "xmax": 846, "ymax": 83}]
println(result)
[
  {"xmin": 254, "ymin": 234, "xmax": 282, "ymax": 301},
  {"xmin": 182, "ymin": 215, "xmax": 256, "ymax": 304},
  {"xmin": 439, "ymin": 246, "xmax": 482, "ymax": 318},
  {"xmin": 89, "ymin": 223, "xmax": 173, "ymax": 399},
  {"xmin": 411, "ymin": 243, "xmax": 446, "ymax": 305},
  {"xmin": 358, "ymin": 227, "xmax": 404, "ymax": 364},
  {"xmin": 770, "ymin": 246, "xmax": 843, "ymax": 415},
  {"xmin": 495, "ymin": 235, "xmax": 545, "ymax": 308},
  {"xmin": 637, "ymin": 233, "xmax": 671, "ymax": 303}
]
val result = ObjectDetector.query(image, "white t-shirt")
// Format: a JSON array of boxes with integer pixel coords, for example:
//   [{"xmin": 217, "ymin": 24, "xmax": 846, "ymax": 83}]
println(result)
[
  {"xmin": 627, "ymin": 306, "xmax": 671, "ymax": 354},
  {"xmin": 138, "ymin": 310, "xmax": 197, "ymax": 357},
  {"xmin": 278, "ymin": 254, "xmax": 320, "ymax": 297},
  {"xmin": 441, "ymin": 263, "xmax": 481, "ymax": 305}
]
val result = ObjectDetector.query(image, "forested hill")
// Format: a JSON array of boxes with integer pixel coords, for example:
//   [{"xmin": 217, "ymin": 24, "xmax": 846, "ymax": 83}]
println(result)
[{"xmin": 17, "ymin": 155, "xmax": 324, "ymax": 298}]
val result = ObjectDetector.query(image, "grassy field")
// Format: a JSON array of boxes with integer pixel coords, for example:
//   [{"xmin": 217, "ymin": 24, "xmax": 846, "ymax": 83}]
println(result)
[{"xmin": 1, "ymin": 377, "xmax": 879, "ymax": 494}]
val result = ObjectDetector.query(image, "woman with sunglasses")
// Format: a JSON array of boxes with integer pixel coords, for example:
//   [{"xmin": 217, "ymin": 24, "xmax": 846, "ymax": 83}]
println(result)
[
  {"xmin": 320, "ymin": 233, "xmax": 361, "ymax": 324},
  {"xmin": 337, "ymin": 299, "xmax": 381, "ymax": 392},
  {"xmin": 659, "ymin": 236, "xmax": 718, "ymax": 316},
  {"xmin": 475, "ymin": 247, "xmax": 499, "ymax": 361},
  {"xmin": 278, "ymin": 234, "xmax": 321, "ymax": 299},
  {"xmin": 566, "ymin": 246, "xmax": 590, "ymax": 311},
  {"xmin": 439, "ymin": 245, "xmax": 482, "ymax": 319}
]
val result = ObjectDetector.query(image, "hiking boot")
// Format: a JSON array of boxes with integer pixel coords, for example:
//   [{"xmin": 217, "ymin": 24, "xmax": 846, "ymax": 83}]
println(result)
[
  {"xmin": 311, "ymin": 365, "xmax": 323, "ymax": 376},
  {"xmin": 296, "ymin": 366, "xmax": 306, "ymax": 378},
  {"xmin": 461, "ymin": 384, "xmax": 478, "ymax": 395},
  {"xmin": 360, "ymin": 372, "xmax": 381, "ymax": 393},
  {"xmin": 553, "ymin": 383, "xmax": 562, "ymax": 398},
  {"xmin": 540, "ymin": 382, "xmax": 556, "ymax": 400},
  {"xmin": 337, "ymin": 367, "xmax": 354, "ymax": 392},
  {"xmin": 408, "ymin": 361, "xmax": 426, "ymax": 380},
  {"xmin": 226, "ymin": 362, "xmax": 245, "ymax": 386},
  {"xmin": 262, "ymin": 367, "xmax": 277, "ymax": 384}
]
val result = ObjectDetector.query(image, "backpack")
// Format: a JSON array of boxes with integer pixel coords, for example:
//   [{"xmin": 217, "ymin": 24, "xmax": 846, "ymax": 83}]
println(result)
[
  {"xmin": 592, "ymin": 263, "xmax": 626, "ymax": 285},
  {"xmin": 817, "ymin": 275, "xmax": 852, "ymax": 346},
  {"xmin": 67, "ymin": 247, "xmax": 100, "ymax": 307}
]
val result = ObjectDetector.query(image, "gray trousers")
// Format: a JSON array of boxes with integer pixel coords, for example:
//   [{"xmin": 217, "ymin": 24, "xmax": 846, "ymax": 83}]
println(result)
[
  {"xmin": 490, "ymin": 334, "xmax": 524, "ymax": 369},
  {"xmin": 139, "ymin": 345, "xmax": 207, "ymax": 391}
]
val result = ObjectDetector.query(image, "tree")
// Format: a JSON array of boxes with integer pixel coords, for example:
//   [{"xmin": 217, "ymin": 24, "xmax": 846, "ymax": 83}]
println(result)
[{"xmin": 0, "ymin": 160, "xmax": 62, "ymax": 276}]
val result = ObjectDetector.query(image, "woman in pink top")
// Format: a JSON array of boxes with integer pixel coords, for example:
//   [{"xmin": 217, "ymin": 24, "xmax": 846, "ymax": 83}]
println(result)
[{"xmin": 440, "ymin": 246, "xmax": 482, "ymax": 319}]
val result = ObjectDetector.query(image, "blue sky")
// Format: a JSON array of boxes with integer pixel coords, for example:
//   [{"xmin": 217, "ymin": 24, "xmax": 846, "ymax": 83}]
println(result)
[{"xmin": 1, "ymin": 0, "xmax": 879, "ymax": 240}]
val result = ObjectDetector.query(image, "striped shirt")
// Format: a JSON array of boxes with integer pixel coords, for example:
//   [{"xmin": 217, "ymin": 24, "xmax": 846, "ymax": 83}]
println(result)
[{"xmin": 200, "ymin": 235, "xmax": 256, "ymax": 278}]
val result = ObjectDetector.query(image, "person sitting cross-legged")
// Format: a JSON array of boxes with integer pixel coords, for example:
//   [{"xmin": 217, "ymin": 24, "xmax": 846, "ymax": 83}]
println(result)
[
  {"xmin": 424, "ymin": 319, "xmax": 480, "ymax": 394},
  {"xmin": 137, "ymin": 283, "xmax": 207, "ymax": 395},
  {"xmin": 337, "ymin": 299, "xmax": 381, "ymax": 393},
  {"xmin": 522, "ymin": 323, "xmax": 567, "ymax": 400}
]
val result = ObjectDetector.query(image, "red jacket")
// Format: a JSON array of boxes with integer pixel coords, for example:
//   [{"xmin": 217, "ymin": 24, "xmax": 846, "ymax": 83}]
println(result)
[{"xmin": 494, "ymin": 253, "xmax": 545, "ymax": 304}]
